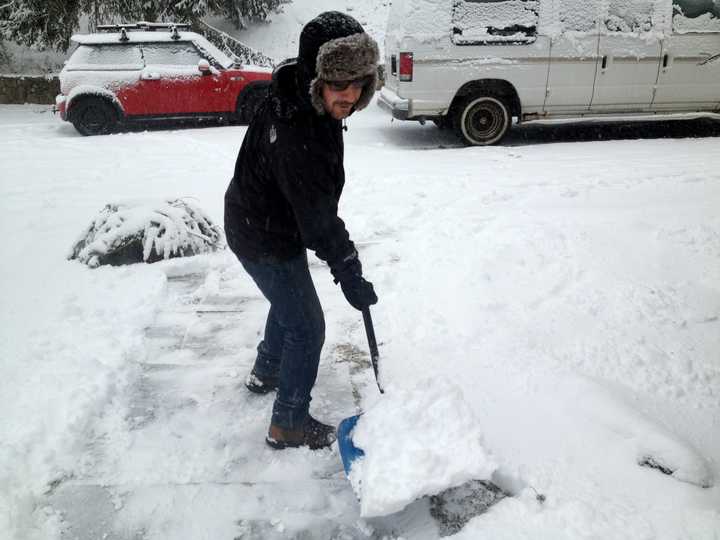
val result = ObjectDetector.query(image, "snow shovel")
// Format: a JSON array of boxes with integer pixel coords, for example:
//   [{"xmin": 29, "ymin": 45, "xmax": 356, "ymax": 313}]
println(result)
[{"xmin": 337, "ymin": 306, "xmax": 383, "ymax": 476}]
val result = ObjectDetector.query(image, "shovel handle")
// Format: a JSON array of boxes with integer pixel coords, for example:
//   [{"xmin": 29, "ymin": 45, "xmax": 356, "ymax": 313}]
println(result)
[{"xmin": 362, "ymin": 306, "xmax": 384, "ymax": 394}]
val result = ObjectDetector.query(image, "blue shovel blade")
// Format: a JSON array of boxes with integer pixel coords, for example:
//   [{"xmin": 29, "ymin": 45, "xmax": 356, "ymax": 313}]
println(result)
[{"xmin": 337, "ymin": 414, "xmax": 365, "ymax": 477}]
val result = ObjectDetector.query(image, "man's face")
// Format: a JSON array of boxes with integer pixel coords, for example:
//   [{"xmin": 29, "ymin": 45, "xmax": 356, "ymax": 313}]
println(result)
[{"xmin": 321, "ymin": 79, "xmax": 365, "ymax": 120}]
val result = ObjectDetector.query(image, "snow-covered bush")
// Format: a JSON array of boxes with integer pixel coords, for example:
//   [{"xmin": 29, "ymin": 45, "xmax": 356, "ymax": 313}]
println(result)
[{"xmin": 68, "ymin": 199, "xmax": 224, "ymax": 268}]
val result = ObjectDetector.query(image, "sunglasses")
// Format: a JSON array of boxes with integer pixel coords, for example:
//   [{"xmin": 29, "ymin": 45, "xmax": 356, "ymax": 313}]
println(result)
[{"xmin": 324, "ymin": 76, "xmax": 372, "ymax": 92}]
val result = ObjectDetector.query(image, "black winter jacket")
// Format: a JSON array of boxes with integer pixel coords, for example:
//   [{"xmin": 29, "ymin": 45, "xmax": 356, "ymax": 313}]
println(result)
[{"xmin": 224, "ymin": 60, "xmax": 358, "ymax": 274}]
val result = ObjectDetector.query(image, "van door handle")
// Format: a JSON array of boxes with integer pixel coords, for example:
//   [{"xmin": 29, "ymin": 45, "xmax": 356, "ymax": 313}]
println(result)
[
  {"xmin": 662, "ymin": 54, "xmax": 669, "ymax": 68},
  {"xmin": 601, "ymin": 55, "xmax": 608, "ymax": 70}
]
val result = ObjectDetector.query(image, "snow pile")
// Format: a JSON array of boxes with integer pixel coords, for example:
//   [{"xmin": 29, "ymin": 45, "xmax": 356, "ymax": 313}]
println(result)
[
  {"xmin": 638, "ymin": 446, "xmax": 714, "ymax": 489},
  {"xmin": 349, "ymin": 378, "xmax": 498, "ymax": 517},
  {"xmin": 573, "ymin": 377, "xmax": 715, "ymax": 489},
  {"xmin": 453, "ymin": 495, "xmax": 720, "ymax": 540},
  {"xmin": 68, "ymin": 198, "xmax": 224, "ymax": 268}
]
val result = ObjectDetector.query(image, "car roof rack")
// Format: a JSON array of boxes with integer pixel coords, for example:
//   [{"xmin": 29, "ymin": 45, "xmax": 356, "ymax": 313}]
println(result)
[{"xmin": 96, "ymin": 21, "xmax": 191, "ymax": 33}]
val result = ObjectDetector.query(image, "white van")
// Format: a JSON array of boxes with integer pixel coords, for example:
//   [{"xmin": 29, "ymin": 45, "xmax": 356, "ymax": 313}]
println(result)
[{"xmin": 379, "ymin": 0, "xmax": 720, "ymax": 145}]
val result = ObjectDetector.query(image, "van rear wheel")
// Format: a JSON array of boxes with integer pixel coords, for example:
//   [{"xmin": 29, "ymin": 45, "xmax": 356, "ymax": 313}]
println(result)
[{"xmin": 454, "ymin": 94, "xmax": 511, "ymax": 146}]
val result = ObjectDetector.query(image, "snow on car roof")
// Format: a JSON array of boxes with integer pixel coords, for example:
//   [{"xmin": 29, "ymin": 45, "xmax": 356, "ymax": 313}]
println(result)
[
  {"xmin": 72, "ymin": 31, "xmax": 198, "ymax": 44},
  {"xmin": 71, "ymin": 31, "xmax": 234, "ymax": 68}
]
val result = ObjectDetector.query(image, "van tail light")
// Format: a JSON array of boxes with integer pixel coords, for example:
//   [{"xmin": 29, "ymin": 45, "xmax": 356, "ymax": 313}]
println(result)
[{"xmin": 399, "ymin": 52, "xmax": 413, "ymax": 82}]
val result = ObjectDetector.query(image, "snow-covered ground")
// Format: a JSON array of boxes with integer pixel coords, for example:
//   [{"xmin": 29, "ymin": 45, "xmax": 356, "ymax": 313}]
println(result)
[
  {"xmin": 3, "ymin": 1, "xmax": 720, "ymax": 535},
  {"xmin": 1, "ymin": 100, "xmax": 720, "ymax": 539}
]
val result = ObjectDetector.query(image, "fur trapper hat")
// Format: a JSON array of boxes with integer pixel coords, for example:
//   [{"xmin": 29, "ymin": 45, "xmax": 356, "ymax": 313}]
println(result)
[
  {"xmin": 309, "ymin": 32, "xmax": 380, "ymax": 115},
  {"xmin": 297, "ymin": 11, "xmax": 379, "ymax": 116}
]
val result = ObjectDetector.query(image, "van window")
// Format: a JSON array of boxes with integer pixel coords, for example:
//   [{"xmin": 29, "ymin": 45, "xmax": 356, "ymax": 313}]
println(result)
[
  {"xmin": 452, "ymin": 0, "xmax": 540, "ymax": 45},
  {"xmin": 559, "ymin": 0, "xmax": 597, "ymax": 32},
  {"xmin": 603, "ymin": 0, "xmax": 656, "ymax": 32},
  {"xmin": 672, "ymin": 0, "xmax": 720, "ymax": 32}
]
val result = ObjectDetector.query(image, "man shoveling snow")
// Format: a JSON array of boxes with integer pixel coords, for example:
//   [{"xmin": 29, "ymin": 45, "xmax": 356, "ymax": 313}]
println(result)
[{"xmin": 224, "ymin": 11, "xmax": 380, "ymax": 450}]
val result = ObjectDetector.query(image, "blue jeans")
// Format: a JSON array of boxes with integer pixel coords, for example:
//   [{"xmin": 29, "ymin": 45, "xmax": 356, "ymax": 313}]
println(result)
[{"xmin": 239, "ymin": 252, "xmax": 325, "ymax": 430}]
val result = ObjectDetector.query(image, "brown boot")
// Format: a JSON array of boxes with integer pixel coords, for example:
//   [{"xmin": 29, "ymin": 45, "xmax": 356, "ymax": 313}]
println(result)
[{"xmin": 266, "ymin": 416, "xmax": 336, "ymax": 450}]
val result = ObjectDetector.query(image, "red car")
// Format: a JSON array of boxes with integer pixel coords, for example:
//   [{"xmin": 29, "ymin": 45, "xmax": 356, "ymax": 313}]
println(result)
[{"xmin": 55, "ymin": 23, "xmax": 272, "ymax": 135}]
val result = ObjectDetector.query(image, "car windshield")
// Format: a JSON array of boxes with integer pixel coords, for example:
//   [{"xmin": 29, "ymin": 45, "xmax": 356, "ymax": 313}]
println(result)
[{"xmin": 67, "ymin": 44, "xmax": 143, "ymax": 70}]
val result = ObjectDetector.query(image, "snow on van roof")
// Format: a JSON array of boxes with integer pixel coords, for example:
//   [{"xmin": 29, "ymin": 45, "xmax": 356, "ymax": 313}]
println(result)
[
  {"xmin": 71, "ymin": 31, "xmax": 234, "ymax": 68},
  {"xmin": 386, "ymin": 0, "xmax": 700, "ymax": 44}
]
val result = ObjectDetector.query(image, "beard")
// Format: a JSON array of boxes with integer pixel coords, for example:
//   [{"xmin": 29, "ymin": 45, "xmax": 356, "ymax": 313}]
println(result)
[{"xmin": 328, "ymin": 100, "xmax": 356, "ymax": 119}]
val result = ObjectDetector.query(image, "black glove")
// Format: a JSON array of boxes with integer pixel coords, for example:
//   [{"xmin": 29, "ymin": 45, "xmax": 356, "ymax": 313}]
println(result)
[
  {"xmin": 330, "ymin": 248, "xmax": 378, "ymax": 310},
  {"xmin": 330, "ymin": 248, "xmax": 362, "ymax": 284},
  {"xmin": 340, "ymin": 275, "xmax": 378, "ymax": 311}
]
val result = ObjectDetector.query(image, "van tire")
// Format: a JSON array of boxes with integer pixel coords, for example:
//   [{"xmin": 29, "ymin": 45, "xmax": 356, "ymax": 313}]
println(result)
[
  {"xmin": 454, "ymin": 94, "xmax": 511, "ymax": 146},
  {"xmin": 70, "ymin": 97, "xmax": 119, "ymax": 136}
]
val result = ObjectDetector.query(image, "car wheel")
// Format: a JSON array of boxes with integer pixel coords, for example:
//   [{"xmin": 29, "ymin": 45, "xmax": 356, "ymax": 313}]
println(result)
[
  {"xmin": 70, "ymin": 98, "xmax": 119, "ymax": 136},
  {"xmin": 235, "ymin": 83, "xmax": 269, "ymax": 125},
  {"xmin": 454, "ymin": 94, "xmax": 511, "ymax": 146}
]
